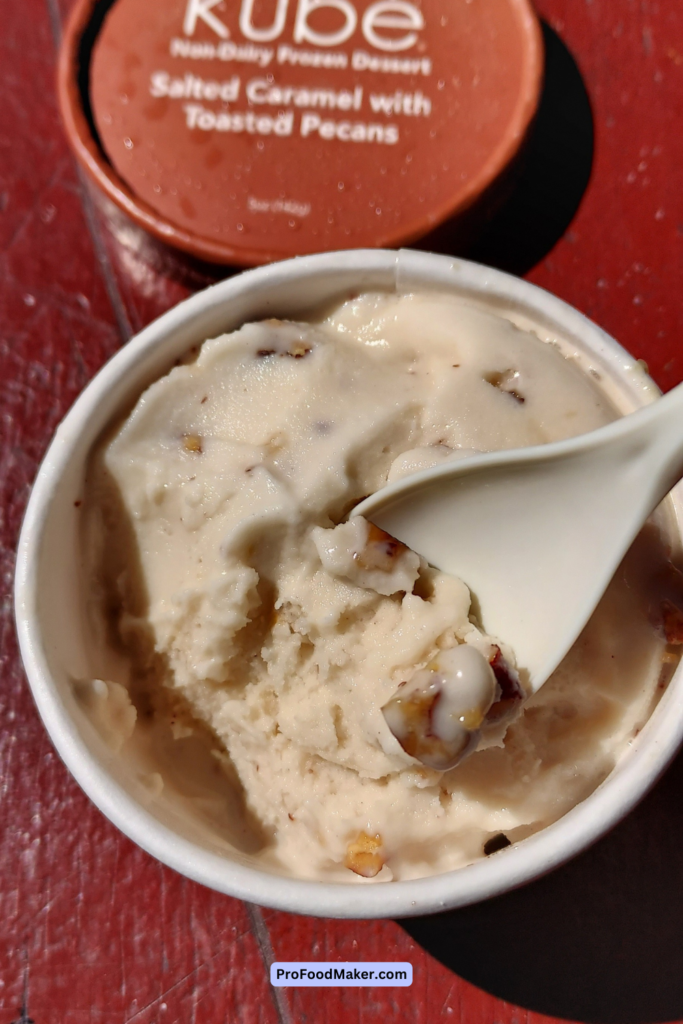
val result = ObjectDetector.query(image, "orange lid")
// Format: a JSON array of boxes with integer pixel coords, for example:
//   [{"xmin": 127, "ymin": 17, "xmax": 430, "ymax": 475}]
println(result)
[{"xmin": 62, "ymin": 0, "xmax": 542, "ymax": 265}]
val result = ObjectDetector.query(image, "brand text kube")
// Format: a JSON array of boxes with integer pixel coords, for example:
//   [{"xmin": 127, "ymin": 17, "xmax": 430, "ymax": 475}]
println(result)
[{"xmin": 183, "ymin": 0, "xmax": 425, "ymax": 52}]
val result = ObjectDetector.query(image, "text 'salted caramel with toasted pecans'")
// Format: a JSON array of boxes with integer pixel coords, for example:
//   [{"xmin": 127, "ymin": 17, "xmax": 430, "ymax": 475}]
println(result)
[{"xmin": 87, "ymin": 0, "xmax": 542, "ymax": 263}]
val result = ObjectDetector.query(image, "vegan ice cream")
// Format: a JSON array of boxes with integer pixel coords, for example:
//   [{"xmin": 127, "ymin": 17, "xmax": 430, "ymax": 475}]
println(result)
[{"xmin": 83, "ymin": 292, "xmax": 679, "ymax": 881}]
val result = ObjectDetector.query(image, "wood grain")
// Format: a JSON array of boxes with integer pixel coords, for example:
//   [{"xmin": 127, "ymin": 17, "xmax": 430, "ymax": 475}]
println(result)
[{"xmin": 1, "ymin": 0, "xmax": 682, "ymax": 1020}]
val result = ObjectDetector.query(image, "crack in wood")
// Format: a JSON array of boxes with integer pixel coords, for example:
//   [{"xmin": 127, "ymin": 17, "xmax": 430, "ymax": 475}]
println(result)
[
  {"xmin": 9, "ymin": 964, "xmax": 35, "ymax": 1024},
  {"xmin": 246, "ymin": 904, "xmax": 294, "ymax": 1024}
]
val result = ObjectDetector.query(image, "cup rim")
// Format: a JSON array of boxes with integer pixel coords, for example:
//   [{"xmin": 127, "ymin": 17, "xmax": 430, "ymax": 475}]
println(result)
[{"xmin": 15, "ymin": 248, "xmax": 683, "ymax": 919}]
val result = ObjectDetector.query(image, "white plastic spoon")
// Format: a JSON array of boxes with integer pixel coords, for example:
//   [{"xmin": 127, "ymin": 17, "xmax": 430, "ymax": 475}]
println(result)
[{"xmin": 354, "ymin": 381, "xmax": 683, "ymax": 693}]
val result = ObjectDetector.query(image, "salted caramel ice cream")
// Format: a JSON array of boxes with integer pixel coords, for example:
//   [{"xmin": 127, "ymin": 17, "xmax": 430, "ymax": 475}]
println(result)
[{"xmin": 83, "ymin": 292, "xmax": 679, "ymax": 882}]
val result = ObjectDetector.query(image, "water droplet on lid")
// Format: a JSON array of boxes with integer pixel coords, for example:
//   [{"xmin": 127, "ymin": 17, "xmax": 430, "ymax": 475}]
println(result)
[
  {"xmin": 437, "ymin": 79, "xmax": 445, "ymax": 89},
  {"xmin": 375, "ymin": 208, "xmax": 382, "ymax": 215},
  {"xmin": 236, "ymin": 222, "xmax": 244, "ymax": 232},
  {"xmin": 338, "ymin": 181, "xmax": 345, "ymax": 190},
  {"xmin": 256, "ymin": 140, "xmax": 264, "ymax": 150},
  {"xmin": 153, "ymin": 183, "xmax": 162, "ymax": 193},
  {"xmin": 23, "ymin": 294, "xmax": 36, "ymax": 307},
  {"xmin": 123, "ymin": 137, "xmax": 134, "ymax": 149}
]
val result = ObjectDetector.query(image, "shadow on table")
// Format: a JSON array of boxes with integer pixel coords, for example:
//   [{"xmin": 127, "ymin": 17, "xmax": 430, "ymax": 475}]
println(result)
[
  {"xmin": 401, "ymin": 746, "xmax": 683, "ymax": 1024},
  {"xmin": 418, "ymin": 20, "xmax": 595, "ymax": 276}
]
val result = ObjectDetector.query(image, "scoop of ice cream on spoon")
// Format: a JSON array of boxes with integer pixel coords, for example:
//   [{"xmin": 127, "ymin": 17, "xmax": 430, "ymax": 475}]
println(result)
[
  {"xmin": 381, "ymin": 643, "xmax": 523, "ymax": 770},
  {"xmin": 355, "ymin": 378, "xmax": 683, "ymax": 696},
  {"xmin": 313, "ymin": 514, "xmax": 526, "ymax": 770}
]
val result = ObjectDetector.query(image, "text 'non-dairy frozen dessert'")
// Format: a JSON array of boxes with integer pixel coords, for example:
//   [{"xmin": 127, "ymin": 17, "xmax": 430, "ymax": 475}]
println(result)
[{"xmin": 83, "ymin": 292, "xmax": 682, "ymax": 882}]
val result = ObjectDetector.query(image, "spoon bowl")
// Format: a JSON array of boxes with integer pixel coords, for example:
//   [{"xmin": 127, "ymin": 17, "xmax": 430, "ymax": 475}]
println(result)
[{"xmin": 355, "ymin": 379, "xmax": 683, "ymax": 692}]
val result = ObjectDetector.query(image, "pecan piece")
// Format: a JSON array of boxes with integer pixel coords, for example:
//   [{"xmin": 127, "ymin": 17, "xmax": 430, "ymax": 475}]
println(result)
[
  {"xmin": 485, "ymin": 646, "xmax": 525, "ymax": 724},
  {"xmin": 355, "ymin": 522, "xmax": 411, "ymax": 572},
  {"xmin": 382, "ymin": 645, "xmax": 498, "ymax": 771},
  {"xmin": 182, "ymin": 433, "xmax": 203, "ymax": 453},
  {"xmin": 345, "ymin": 832, "xmax": 384, "ymax": 878},
  {"xmin": 661, "ymin": 600, "xmax": 683, "ymax": 644}
]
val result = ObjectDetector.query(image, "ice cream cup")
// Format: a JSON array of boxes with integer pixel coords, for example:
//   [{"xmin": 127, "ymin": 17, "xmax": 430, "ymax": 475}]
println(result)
[{"xmin": 14, "ymin": 249, "xmax": 683, "ymax": 919}]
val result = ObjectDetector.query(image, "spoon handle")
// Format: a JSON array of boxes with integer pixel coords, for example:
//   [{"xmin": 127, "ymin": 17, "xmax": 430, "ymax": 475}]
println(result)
[{"xmin": 606, "ymin": 378, "xmax": 683, "ymax": 513}]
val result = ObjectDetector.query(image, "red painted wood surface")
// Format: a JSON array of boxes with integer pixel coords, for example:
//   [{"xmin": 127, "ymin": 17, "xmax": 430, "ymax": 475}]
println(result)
[{"xmin": 2, "ymin": 0, "xmax": 683, "ymax": 1021}]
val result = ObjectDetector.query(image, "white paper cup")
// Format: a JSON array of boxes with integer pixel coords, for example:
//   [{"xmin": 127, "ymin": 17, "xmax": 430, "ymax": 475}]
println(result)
[{"xmin": 15, "ymin": 250, "xmax": 683, "ymax": 918}]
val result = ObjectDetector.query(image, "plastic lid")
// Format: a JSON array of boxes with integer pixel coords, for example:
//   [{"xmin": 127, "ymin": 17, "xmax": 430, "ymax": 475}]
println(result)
[{"xmin": 85, "ymin": 0, "xmax": 542, "ymax": 264}]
